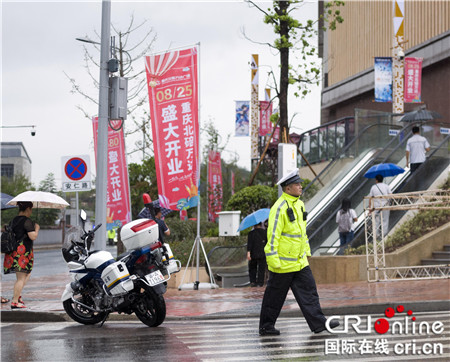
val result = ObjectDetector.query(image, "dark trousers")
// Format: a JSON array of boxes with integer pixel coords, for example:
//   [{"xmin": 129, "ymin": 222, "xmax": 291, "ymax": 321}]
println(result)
[
  {"xmin": 410, "ymin": 162, "xmax": 423, "ymax": 173},
  {"xmin": 248, "ymin": 258, "xmax": 267, "ymax": 285},
  {"xmin": 259, "ymin": 266, "xmax": 326, "ymax": 332}
]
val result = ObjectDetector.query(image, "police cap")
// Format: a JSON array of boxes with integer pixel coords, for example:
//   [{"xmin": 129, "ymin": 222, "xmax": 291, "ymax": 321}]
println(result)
[{"xmin": 276, "ymin": 168, "xmax": 303, "ymax": 187}]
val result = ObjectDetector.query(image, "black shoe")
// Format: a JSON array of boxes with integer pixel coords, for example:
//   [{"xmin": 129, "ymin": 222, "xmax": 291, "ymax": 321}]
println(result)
[
  {"xmin": 259, "ymin": 327, "xmax": 280, "ymax": 336},
  {"xmin": 313, "ymin": 319, "xmax": 340, "ymax": 334},
  {"xmin": 250, "ymin": 283, "xmax": 257, "ymax": 287}
]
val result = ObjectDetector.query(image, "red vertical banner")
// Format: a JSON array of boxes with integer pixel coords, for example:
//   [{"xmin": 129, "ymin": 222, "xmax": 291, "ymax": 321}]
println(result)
[
  {"xmin": 92, "ymin": 118, "xmax": 132, "ymax": 230},
  {"xmin": 404, "ymin": 57, "xmax": 423, "ymax": 103},
  {"xmin": 259, "ymin": 100, "xmax": 272, "ymax": 136},
  {"xmin": 145, "ymin": 47, "xmax": 199, "ymax": 210},
  {"xmin": 207, "ymin": 150, "xmax": 222, "ymax": 222}
]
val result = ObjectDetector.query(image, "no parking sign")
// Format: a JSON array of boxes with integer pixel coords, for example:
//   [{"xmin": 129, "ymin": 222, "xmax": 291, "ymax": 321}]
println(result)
[{"xmin": 61, "ymin": 155, "xmax": 92, "ymax": 192}]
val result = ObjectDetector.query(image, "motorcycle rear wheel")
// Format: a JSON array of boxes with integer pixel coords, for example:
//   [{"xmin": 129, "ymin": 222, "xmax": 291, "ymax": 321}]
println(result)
[
  {"xmin": 134, "ymin": 290, "xmax": 166, "ymax": 327},
  {"xmin": 63, "ymin": 296, "xmax": 107, "ymax": 325}
]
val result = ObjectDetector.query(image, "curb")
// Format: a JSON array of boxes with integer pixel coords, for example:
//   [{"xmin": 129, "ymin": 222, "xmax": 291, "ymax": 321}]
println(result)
[{"xmin": 2, "ymin": 300, "xmax": 449, "ymax": 324}]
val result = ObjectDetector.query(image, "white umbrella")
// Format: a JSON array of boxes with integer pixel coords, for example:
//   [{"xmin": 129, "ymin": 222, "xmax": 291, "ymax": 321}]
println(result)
[{"xmin": 7, "ymin": 191, "xmax": 69, "ymax": 209}]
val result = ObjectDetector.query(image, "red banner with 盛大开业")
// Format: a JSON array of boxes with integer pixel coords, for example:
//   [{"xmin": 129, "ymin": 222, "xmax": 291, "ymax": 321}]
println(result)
[{"xmin": 145, "ymin": 47, "xmax": 200, "ymax": 211}]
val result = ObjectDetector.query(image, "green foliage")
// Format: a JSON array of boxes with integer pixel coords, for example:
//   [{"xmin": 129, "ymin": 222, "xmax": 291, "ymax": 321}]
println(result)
[
  {"xmin": 128, "ymin": 157, "xmax": 158, "ymax": 219},
  {"xmin": 36, "ymin": 173, "xmax": 61, "ymax": 227},
  {"xmin": 1, "ymin": 174, "xmax": 35, "ymax": 226},
  {"xmin": 301, "ymin": 178, "xmax": 319, "ymax": 202},
  {"xmin": 345, "ymin": 209, "xmax": 450, "ymax": 256},
  {"xmin": 164, "ymin": 219, "xmax": 219, "ymax": 243},
  {"xmin": 169, "ymin": 236, "xmax": 247, "ymax": 266},
  {"xmin": 225, "ymin": 185, "xmax": 277, "ymax": 216}
]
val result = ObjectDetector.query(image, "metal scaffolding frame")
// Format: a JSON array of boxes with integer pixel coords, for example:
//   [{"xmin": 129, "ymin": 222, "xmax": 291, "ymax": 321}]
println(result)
[{"xmin": 364, "ymin": 189, "xmax": 450, "ymax": 282}]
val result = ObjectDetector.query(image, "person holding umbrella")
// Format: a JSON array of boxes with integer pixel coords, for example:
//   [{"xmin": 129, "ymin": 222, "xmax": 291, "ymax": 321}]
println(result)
[
  {"xmin": 3, "ymin": 201, "xmax": 40, "ymax": 309},
  {"xmin": 247, "ymin": 222, "xmax": 267, "ymax": 287},
  {"xmin": 368, "ymin": 175, "xmax": 392, "ymax": 239}
]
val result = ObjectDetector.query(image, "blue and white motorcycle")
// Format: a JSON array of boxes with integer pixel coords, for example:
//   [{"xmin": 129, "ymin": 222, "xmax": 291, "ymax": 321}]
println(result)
[{"xmin": 61, "ymin": 210, "xmax": 180, "ymax": 327}]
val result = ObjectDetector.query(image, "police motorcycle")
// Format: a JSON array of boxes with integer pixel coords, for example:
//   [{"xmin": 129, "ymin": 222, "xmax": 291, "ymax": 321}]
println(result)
[{"xmin": 61, "ymin": 208, "xmax": 180, "ymax": 327}]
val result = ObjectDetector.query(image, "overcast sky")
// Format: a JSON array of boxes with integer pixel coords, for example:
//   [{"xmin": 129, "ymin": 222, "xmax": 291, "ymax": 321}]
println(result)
[{"xmin": 1, "ymin": 0, "xmax": 322, "ymax": 189}]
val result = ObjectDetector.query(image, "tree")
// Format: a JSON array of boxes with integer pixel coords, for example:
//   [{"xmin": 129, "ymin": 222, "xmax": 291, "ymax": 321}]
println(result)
[
  {"xmin": 66, "ymin": 15, "xmax": 157, "ymax": 158},
  {"xmin": 246, "ymin": 0, "xmax": 344, "ymax": 141},
  {"xmin": 127, "ymin": 157, "xmax": 158, "ymax": 219},
  {"xmin": 226, "ymin": 185, "xmax": 278, "ymax": 217},
  {"xmin": 37, "ymin": 173, "xmax": 62, "ymax": 227},
  {"xmin": 0, "ymin": 174, "xmax": 34, "ymax": 226}
]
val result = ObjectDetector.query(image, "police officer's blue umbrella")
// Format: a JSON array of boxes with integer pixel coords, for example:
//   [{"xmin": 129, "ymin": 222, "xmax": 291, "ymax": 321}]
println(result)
[
  {"xmin": 238, "ymin": 208, "xmax": 270, "ymax": 231},
  {"xmin": 364, "ymin": 163, "xmax": 405, "ymax": 178}
]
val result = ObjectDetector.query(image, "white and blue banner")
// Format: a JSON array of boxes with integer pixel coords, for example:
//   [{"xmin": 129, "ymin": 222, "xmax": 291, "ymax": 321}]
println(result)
[
  {"xmin": 235, "ymin": 100, "xmax": 250, "ymax": 137},
  {"xmin": 374, "ymin": 57, "xmax": 393, "ymax": 102}
]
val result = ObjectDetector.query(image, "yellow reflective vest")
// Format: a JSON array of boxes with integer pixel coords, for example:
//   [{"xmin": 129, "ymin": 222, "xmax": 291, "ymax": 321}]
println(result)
[{"xmin": 265, "ymin": 192, "xmax": 311, "ymax": 273}]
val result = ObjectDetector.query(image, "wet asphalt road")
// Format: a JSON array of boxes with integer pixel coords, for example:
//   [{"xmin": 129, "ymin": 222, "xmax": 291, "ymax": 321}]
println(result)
[{"xmin": 2, "ymin": 313, "xmax": 449, "ymax": 361}]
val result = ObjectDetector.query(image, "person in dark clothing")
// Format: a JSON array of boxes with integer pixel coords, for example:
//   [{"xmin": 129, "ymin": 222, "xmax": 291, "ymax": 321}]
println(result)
[
  {"xmin": 247, "ymin": 223, "xmax": 267, "ymax": 287},
  {"xmin": 153, "ymin": 208, "xmax": 170, "ymax": 243},
  {"xmin": 3, "ymin": 201, "xmax": 40, "ymax": 309}
]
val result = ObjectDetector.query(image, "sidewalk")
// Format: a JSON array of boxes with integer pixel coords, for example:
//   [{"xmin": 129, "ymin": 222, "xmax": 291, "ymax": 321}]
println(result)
[{"xmin": 1, "ymin": 272, "xmax": 449, "ymax": 323}]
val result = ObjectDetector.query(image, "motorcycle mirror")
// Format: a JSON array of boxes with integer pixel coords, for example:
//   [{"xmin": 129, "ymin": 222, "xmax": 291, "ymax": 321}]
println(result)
[{"xmin": 80, "ymin": 209, "xmax": 87, "ymax": 221}]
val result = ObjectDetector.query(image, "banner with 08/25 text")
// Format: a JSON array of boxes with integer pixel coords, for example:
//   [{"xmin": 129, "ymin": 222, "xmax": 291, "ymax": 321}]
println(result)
[
  {"xmin": 92, "ymin": 117, "xmax": 132, "ymax": 230},
  {"xmin": 145, "ymin": 47, "xmax": 199, "ymax": 211}
]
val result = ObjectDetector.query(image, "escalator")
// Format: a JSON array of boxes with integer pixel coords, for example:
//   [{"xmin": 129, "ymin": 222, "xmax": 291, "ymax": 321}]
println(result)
[{"xmin": 301, "ymin": 121, "xmax": 449, "ymax": 255}]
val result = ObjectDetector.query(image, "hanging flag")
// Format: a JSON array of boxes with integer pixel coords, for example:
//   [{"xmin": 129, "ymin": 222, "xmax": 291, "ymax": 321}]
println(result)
[
  {"xmin": 207, "ymin": 150, "xmax": 222, "ymax": 222},
  {"xmin": 235, "ymin": 100, "xmax": 250, "ymax": 137},
  {"xmin": 404, "ymin": 57, "xmax": 423, "ymax": 103},
  {"xmin": 259, "ymin": 100, "xmax": 272, "ymax": 136},
  {"xmin": 250, "ymin": 54, "xmax": 259, "ymax": 160},
  {"xmin": 92, "ymin": 117, "xmax": 132, "ymax": 230},
  {"xmin": 374, "ymin": 57, "xmax": 393, "ymax": 102},
  {"xmin": 145, "ymin": 46, "xmax": 199, "ymax": 211}
]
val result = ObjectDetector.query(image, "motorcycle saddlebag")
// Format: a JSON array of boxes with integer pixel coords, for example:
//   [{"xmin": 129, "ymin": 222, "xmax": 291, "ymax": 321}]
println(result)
[{"xmin": 101, "ymin": 261, "xmax": 134, "ymax": 296}]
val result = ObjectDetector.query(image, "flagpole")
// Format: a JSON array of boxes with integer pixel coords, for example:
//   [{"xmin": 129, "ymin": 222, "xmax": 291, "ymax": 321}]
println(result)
[{"xmin": 178, "ymin": 42, "xmax": 218, "ymax": 290}]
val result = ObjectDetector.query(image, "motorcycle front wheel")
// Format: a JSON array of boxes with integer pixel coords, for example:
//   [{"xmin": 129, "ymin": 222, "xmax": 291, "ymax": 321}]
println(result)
[
  {"xmin": 134, "ymin": 287, "xmax": 166, "ymax": 327},
  {"xmin": 63, "ymin": 294, "xmax": 107, "ymax": 325}
]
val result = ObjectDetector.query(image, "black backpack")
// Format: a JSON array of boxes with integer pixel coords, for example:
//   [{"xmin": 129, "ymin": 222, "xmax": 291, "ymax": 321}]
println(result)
[{"xmin": 1, "ymin": 218, "xmax": 24, "ymax": 254}]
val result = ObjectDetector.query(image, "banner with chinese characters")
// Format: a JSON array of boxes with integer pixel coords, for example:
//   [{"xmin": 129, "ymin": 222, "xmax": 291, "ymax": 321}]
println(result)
[
  {"xmin": 207, "ymin": 150, "xmax": 222, "ymax": 222},
  {"xmin": 92, "ymin": 117, "xmax": 132, "ymax": 231},
  {"xmin": 374, "ymin": 57, "xmax": 393, "ymax": 102},
  {"xmin": 145, "ymin": 46, "xmax": 199, "ymax": 211},
  {"xmin": 235, "ymin": 100, "xmax": 250, "ymax": 137},
  {"xmin": 259, "ymin": 100, "xmax": 272, "ymax": 136},
  {"xmin": 404, "ymin": 57, "xmax": 423, "ymax": 103}
]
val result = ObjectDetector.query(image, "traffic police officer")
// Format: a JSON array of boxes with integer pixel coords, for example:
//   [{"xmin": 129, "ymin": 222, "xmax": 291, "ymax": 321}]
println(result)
[{"xmin": 259, "ymin": 169, "xmax": 339, "ymax": 335}]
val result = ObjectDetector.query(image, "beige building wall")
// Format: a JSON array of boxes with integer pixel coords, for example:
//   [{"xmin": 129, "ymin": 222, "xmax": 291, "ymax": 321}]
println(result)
[{"xmin": 326, "ymin": 0, "xmax": 450, "ymax": 87}]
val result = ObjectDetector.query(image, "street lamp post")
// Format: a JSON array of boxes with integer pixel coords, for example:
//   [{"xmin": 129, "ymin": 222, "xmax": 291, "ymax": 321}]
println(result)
[{"xmin": 94, "ymin": 0, "xmax": 112, "ymax": 250}]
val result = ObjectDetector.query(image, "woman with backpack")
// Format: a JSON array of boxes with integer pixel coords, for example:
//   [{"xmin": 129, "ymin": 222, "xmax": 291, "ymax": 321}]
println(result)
[
  {"xmin": 3, "ymin": 201, "xmax": 39, "ymax": 309},
  {"xmin": 336, "ymin": 198, "xmax": 358, "ymax": 247}
]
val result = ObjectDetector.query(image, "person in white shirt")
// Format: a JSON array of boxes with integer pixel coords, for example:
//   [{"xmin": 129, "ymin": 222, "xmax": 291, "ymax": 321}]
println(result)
[
  {"xmin": 369, "ymin": 175, "xmax": 392, "ymax": 239},
  {"xmin": 406, "ymin": 126, "xmax": 430, "ymax": 173},
  {"xmin": 336, "ymin": 198, "xmax": 358, "ymax": 247}
]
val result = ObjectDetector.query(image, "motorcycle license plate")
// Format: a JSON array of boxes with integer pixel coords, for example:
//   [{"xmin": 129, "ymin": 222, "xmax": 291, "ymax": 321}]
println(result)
[{"xmin": 145, "ymin": 270, "xmax": 165, "ymax": 286}]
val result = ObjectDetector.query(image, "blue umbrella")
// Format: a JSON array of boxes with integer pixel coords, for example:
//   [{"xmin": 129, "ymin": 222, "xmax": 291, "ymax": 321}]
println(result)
[
  {"xmin": 364, "ymin": 163, "xmax": 405, "ymax": 178},
  {"xmin": 238, "ymin": 208, "xmax": 270, "ymax": 231},
  {"xmin": 1, "ymin": 192, "xmax": 17, "ymax": 210}
]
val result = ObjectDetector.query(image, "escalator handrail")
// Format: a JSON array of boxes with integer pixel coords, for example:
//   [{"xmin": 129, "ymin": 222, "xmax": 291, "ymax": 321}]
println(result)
[
  {"xmin": 302, "ymin": 122, "xmax": 408, "ymax": 195},
  {"xmin": 309, "ymin": 122, "xmax": 449, "ymax": 253}
]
